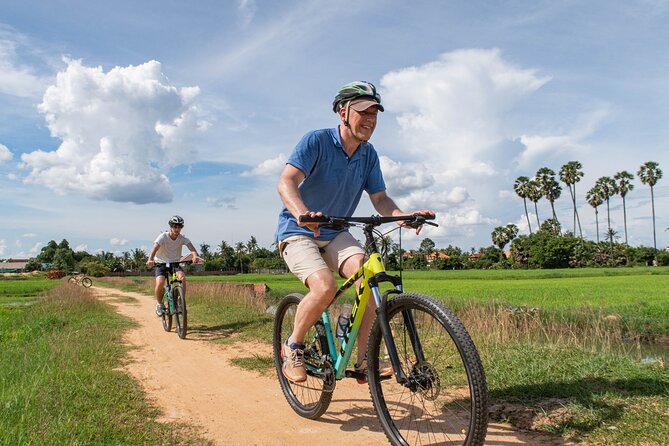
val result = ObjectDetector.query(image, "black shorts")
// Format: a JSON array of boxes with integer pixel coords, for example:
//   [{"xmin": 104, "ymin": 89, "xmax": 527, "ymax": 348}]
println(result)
[{"xmin": 154, "ymin": 265, "xmax": 183, "ymax": 278}]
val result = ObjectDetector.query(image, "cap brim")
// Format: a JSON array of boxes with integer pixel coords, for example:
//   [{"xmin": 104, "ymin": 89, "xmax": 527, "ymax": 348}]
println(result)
[{"xmin": 349, "ymin": 99, "xmax": 384, "ymax": 112}]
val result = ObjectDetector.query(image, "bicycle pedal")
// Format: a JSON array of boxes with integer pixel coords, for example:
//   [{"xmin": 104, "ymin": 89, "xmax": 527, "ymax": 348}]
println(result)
[{"xmin": 345, "ymin": 369, "xmax": 367, "ymax": 383}]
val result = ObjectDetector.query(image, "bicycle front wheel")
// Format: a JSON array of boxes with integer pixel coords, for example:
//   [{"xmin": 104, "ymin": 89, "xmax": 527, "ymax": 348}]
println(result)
[
  {"xmin": 273, "ymin": 293, "xmax": 333, "ymax": 419},
  {"xmin": 81, "ymin": 277, "xmax": 92, "ymax": 288},
  {"xmin": 368, "ymin": 292, "xmax": 488, "ymax": 446},
  {"xmin": 173, "ymin": 285, "xmax": 187, "ymax": 339},
  {"xmin": 161, "ymin": 291, "xmax": 173, "ymax": 332}
]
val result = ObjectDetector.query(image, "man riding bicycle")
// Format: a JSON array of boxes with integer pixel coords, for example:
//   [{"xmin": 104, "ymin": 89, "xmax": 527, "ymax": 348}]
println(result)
[
  {"xmin": 275, "ymin": 80, "xmax": 434, "ymax": 383},
  {"xmin": 146, "ymin": 215, "xmax": 201, "ymax": 316}
]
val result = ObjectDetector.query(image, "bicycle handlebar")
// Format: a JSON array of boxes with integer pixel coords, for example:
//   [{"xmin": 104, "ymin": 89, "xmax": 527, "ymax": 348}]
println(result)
[
  {"xmin": 153, "ymin": 260, "xmax": 194, "ymax": 267},
  {"xmin": 299, "ymin": 214, "xmax": 438, "ymax": 229}
]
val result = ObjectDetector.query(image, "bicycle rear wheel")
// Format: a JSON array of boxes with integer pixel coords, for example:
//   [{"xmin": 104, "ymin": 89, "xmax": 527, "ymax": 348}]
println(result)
[
  {"xmin": 273, "ymin": 293, "xmax": 333, "ymax": 419},
  {"xmin": 173, "ymin": 285, "xmax": 187, "ymax": 339},
  {"xmin": 81, "ymin": 277, "xmax": 92, "ymax": 288},
  {"xmin": 368, "ymin": 292, "xmax": 488, "ymax": 446}
]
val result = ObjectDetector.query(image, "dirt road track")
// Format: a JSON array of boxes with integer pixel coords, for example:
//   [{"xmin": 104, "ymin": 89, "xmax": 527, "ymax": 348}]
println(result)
[{"xmin": 93, "ymin": 286, "xmax": 571, "ymax": 446}]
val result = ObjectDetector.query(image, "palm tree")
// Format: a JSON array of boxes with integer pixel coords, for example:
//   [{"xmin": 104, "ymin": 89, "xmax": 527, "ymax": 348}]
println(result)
[
  {"xmin": 199, "ymin": 243, "xmax": 213, "ymax": 261},
  {"xmin": 131, "ymin": 248, "xmax": 147, "ymax": 272},
  {"xmin": 217, "ymin": 240, "xmax": 235, "ymax": 269},
  {"xmin": 536, "ymin": 167, "xmax": 562, "ymax": 224},
  {"xmin": 513, "ymin": 176, "xmax": 533, "ymax": 234},
  {"xmin": 586, "ymin": 185, "xmax": 604, "ymax": 243},
  {"xmin": 638, "ymin": 161, "xmax": 663, "ymax": 265},
  {"xmin": 526, "ymin": 179, "xmax": 542, "ymax": 229},
  {"xmin": 379, "ymin": 235, "xmax": 395, "ymax": 266},
  {"xmin": 613, "ymin": 171, "xmax": 634, "ymax": 244},
  {"xmin": 491, "ymin": 224, "xmax": 518, "ymax": 262},
  {"xmin": 491, "ymin": 226, "xmax": 509, "ymax": 251},
  {"xmin": 595, "ymin": 176, "xmax": 618, "ymax": 245},
  {"xmin": 234, "ymin": 242, "xmax": 246, "ymax": 273},
  {"xmin": 559, "ymin": 161, "xmax": 584, "ymax": 237},
  {"xmin": 246, "ymin": 236, "xmax": 259, "ymax": 256}
]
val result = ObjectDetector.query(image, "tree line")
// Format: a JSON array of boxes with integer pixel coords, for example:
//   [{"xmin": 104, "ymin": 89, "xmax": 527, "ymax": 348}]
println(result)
[
  {"xmin": 513, "ymin": 161, "xmax": 662, "ymax": 248},
  {"xmin": 24, "ymin": 237, "xmax": 285, "ymax": 276},
  {"xmin": 22, "ymin": 160, "xmax": 665, "ymax": 274}
]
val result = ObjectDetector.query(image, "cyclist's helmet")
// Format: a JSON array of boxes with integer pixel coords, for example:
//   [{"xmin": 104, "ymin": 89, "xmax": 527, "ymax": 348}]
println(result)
[
  {"xmin": 332, "ymin": 81, "xmax": 384, "ymax": 113},
  {"xmin": 169, "ymin": 215, "xmax": 184, "ymax": 227}
]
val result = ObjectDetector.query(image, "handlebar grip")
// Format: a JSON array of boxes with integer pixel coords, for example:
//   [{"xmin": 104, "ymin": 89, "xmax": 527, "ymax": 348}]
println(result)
[{"xmin": 299, "ymin": 215, "xmax": 330, "ymax": 223}]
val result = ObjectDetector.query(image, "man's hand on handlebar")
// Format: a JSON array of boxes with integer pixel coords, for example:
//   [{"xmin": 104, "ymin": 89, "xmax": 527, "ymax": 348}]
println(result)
[
  {"xmin": 401, "ymin": 210, "xmax": 436, "ymax": 235},
  {"xmin": 298, "ymin": 211, "xmax": 324, "ymax": 237}
]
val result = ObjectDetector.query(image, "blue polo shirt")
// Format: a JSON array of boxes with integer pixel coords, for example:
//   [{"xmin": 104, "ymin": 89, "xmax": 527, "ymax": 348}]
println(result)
[{"xmin": 275, "ymin": 126, "xmax": 386, "ymax": 242}]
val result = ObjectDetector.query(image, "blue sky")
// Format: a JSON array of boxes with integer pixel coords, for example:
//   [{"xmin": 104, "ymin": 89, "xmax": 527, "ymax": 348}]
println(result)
[{"xmin": 1, "ymin": 0, "xmax": 668, "ymax": 259}]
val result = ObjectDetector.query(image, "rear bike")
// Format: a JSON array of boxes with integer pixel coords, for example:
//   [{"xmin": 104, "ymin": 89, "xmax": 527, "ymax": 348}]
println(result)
[
  {"xmin": 156, "ymin": 261, "xmax": 190, "ymax": 339},
  {"xmin": 68, "ymin": 274, "xmax": 92, "ymax": 288},
  {"xmin": 273, "ymin": 214, "xmax": 488, "ymax": 445}
]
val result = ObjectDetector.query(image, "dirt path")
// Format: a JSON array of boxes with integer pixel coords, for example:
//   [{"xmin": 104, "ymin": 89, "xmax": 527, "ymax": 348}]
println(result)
[{"xmin": 93, "ymin": 286, "xmax": 572, "ymax": 446}]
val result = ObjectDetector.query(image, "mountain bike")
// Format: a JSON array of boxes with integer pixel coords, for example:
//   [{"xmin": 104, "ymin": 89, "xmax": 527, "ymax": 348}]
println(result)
[
  {"xmin": 68, "ymin": 273, "xmax": 92, "ymax": 288},
  {"xmin": 155, "ymin": 260, "xmax": 191, "ymax": 339},
  {"xmin": 273, "ymin": 214, "xmax": 488, "ymax": 446}
]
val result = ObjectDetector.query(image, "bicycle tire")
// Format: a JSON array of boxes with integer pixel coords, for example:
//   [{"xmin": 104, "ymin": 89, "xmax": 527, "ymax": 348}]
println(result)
[
  {"xmin": 174, "ymin": 285, "xmax": 187, "ymax": 339},
  {"xmin": 161, "ymin": 290, "xmax": 173, "ymax": 332},
  {"xmin": 367, "ymin": 292, "xmax": 488, "ymax": 446},
  {"xmin": 68, "ymin": 277, "xmax": 77, "ymax": 284},
  {"xmin": 81, "ymin": 277, "xmax": 92, "ymax": 288},
  {"xmin": 273, "ymin": 293, "xmax": 333, "ymax": 419}
]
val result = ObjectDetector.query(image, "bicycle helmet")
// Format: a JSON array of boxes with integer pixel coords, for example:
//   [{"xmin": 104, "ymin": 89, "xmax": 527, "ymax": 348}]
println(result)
[
  {"xmin": 169, "ymin": 215, "xmax": 184, "ymax": 226},
  {"xmin": 332, "ymin": 81, "xmax": 384, "ymax": 113}
]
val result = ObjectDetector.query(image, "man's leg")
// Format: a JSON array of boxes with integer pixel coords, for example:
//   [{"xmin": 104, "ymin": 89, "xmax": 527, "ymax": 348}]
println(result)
[
  {"xmin": 279, "ymin": 236, "xmax": 333, "ymax": 383},
  {"xmin": 176, "ymin": 270, "xmax": 186, "ymax": 294},
  {"xmin": 155, "ymin": 275, "xmax": 166, "ymax": 303},
  {"xmin": 288, "ymin": 268, "xmax": 336, "ymax": 345},
  {"xmin": 338, "ymin": 254, "xmax": 371, "ymax": 365}
]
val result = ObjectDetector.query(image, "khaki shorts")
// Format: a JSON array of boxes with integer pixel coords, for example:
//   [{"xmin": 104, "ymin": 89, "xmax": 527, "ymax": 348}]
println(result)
[{"xmin": 279, "ymin": 232, "xmax": 366, "ymax": 284}]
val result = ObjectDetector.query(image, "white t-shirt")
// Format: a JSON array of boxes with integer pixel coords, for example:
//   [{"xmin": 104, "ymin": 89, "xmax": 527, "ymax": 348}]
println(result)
[{"xmin": 153, "ymin": 232, "xmax": 192, "ymax": 263}]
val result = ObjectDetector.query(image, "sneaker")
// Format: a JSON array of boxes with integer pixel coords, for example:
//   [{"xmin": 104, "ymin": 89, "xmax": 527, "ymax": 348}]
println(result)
[
  {"xmin": 354, "ymin": 358, "xmax": 393, "ymax": 384},
  {"xmin": 156, "ymin": 303, "xmax": 165, "ymax": 316},
  {"xmin": 281, "ymin": 339, "xmax": 307, "ymax": 383}
]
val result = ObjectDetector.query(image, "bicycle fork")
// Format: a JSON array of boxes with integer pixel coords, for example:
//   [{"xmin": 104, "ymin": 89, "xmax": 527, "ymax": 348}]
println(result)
[{"xmin": 371, "ymin": 276, "xmax": 426, "ymax": 387}]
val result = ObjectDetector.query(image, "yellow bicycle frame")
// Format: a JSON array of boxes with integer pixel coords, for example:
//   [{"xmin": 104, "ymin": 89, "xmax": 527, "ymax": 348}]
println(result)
[{"xmin": 332, "ymin": 252, "xmax": 388, "ymax": 378}]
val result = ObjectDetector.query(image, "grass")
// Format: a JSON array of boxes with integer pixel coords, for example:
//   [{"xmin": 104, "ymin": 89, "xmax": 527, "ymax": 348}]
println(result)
[
  {"xmin": 0, "ymin": 274, "xmax": 61, "ymax": 307},
  {"xmin": 0, "ymin": 278, "xmax": 212, "ymax": 445},
  {"xmin": 65, "ymin": 270, "xmax": 669, "ymax": 444},
  {"xmin": 185, "ymin": 268, "xmax": 669, "ymax": 445}
]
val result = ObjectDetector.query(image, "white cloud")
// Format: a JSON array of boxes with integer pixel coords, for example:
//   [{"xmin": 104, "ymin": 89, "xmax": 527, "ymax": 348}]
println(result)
[
  {"xmin": 514, "ymin": 106, "xmax": 611, "ymax": 169},
  {"xmin": 74, "ymin": 244, "xmax": 88, "ymax": 252},
  {"xmin": 206, "ymin": 196, "xmax": 238, "ymax": 209},
  {"xmin": 237, "ymin": 0, "xmax": 257, "ymax": 27},
  {"xmin": 241, "ymin": 153, "xmax": 286, "ymax": 177},
  {"xmin": 20, "ymin": 58, "xmax": 208, "ymax": 204},
  {"xmin": 379, "ymin": 156, "xmax": 435, "ymax": 196},
  {"xmin": 29, "ymin": 242, "xmax": 42, "ymax": 254},
  {"xmin": 110, "ymin": 238, "xmax": 128, "ymax": 246},
  {"xmin": 0, "ymin": 239, "xmax": 6, "ymax": 256},
  {"xmin": 381, "ymin": 48, "xmax": 550, "ymax": 174},
  {"xmin": 397, "ymin": 187, "xmax": 470, "ymax": 211},
  {"xmin": 0, "ymin": 33, "xmax": 48, "ymax": 98},
  {"xmin": 377, "ymin": 49, "xmax": 549, "ymax": 235},
  {"xmin": 0, "ymin": 144, "xmax": 12, "ymax": 163},
  {"xmin": 22, "ymin": 233, "xmax": 37, "ymax": 237}
]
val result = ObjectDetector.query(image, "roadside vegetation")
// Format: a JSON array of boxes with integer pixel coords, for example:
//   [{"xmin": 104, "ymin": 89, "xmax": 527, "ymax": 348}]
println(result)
[
  {"xmin": 99, "ymin": 267, "xmax": 669, "ymax": 445},
  {"xmin": 3, "ymin": 270, "xmax": 667, "ymax": 445},
  {"xmin": 0, "ymin": 276, "xmax": 212, "ymax": 445}
]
